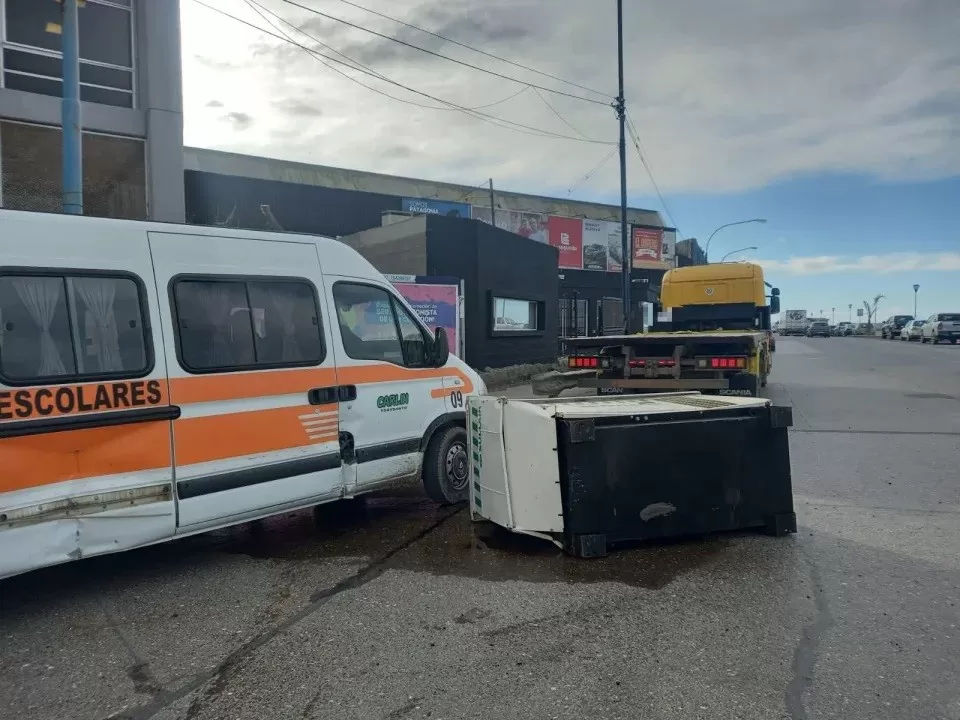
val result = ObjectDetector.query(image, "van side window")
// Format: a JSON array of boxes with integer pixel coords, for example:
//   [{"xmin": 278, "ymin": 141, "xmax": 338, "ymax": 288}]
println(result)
[
  {"xmin": 172, "ymin": 276, "xmax": 325, "ymax": 373},
  {"xmin": 0, "ymin": 272, "xmax": 150, "ymax": 385},
  {"xmin": 333, "ymin": 283, "xmax": 431, "ymax": 367}
]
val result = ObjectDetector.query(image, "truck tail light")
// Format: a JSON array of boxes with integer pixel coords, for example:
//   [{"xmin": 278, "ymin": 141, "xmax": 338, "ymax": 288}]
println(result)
[
  {"xmin": 629, "ymin": 359, "xmax": 646, "ymax": 368},
  {"xmin": 568, "ymin": 356, "xmax": 600, "ymax": 369},
  {"xmin": 657, "ymin": 359, "xmax": 676, "ymax": 367},
  {"xmin": 696, "ymin": 356, "xmax": 747, "ymax": 369}
]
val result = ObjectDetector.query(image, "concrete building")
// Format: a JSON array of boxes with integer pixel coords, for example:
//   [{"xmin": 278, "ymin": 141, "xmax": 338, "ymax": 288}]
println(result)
[{"xmin": 0, "ymin": 0, "xmax": 184, "ymax": 221}]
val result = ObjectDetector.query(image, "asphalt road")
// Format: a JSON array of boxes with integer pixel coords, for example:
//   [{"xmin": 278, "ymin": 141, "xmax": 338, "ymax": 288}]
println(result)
[{"xmin": 2, "ymin": 336, "xmax": 958, "ymax": 720}]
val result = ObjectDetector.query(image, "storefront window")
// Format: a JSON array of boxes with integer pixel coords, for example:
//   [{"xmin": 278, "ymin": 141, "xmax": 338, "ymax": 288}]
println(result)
[
  {"xmin": 0, "ymin": 120, "xmax": 146, "ymax": 219},
  {"xmin": 493, "ymin": 297, "xmax": 539, "ymax": 332}
]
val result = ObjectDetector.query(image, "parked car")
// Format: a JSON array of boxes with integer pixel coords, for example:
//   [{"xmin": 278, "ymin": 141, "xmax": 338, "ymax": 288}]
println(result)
[
  {"xmin": 920, "ymin": 313, "xmax": 960, "ymax": 344},
  {"xmin": 899, "ymin": 319, "xmax": 925, "ymax": 341},
  {"xmin": 880, "ymin": 315, "xmax": 914, "ymax": 339},
  {"xmin": 806, "ymin": 320, "xmax": 831, "ymax": 338},
  {"xmin": 835, "ymin": 321, "xmax": 854, "ymax": 336}
]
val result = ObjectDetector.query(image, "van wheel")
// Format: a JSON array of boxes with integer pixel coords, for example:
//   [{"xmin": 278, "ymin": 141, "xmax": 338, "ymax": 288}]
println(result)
[{"xmin": 422, "ymin": 425, "xmax": 469, "ymax": 505}]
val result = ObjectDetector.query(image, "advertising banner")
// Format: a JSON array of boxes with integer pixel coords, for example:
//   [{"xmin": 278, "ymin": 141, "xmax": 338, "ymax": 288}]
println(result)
[
  {"xmin": 472, "ymin": 207, "xmax": 549, "ymax": 243},
  {"xmin": 386, "ymin": 275, "xmax": 461, "ymax": 358},
  {"xmin": 547, "ymin": 215, "xmax": 584, "ymax": 269},
  {"xmin": 402, "ymin": 197, "xmax": 471, "ymax": 218},
  {"xmin": 661, "ymin": 229, "xmax": 677, "ymax": 267},
  {"xmin": 606, "ymin": 222, "xmax": 625, "ymax": 272},
  {"xmin": 581, "ymin": 219, "xmax": 609, "ymax": 271},
  {"xmin": 632, "ymin": 226, "xmax": 665, "ymax": 269}
]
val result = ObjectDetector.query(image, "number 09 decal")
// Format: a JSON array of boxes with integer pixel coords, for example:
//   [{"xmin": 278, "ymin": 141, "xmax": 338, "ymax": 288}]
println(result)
[{"xmin": 449, "ymin": 390, "xmax": 464, "ymax": 408}]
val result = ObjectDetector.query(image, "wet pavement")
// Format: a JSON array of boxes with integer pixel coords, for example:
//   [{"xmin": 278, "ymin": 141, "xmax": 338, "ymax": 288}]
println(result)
[{"xmin": 1, "ymin": 336, "xmax": 958, "ymax": 720}]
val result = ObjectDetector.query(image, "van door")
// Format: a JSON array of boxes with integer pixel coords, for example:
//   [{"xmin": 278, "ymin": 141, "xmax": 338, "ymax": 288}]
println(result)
[
  {"xmin": 0, "ymin": 219, "xmax": 176, "ymax": 576},
  {"xmin": 328, "ymin": 280, "xmax": 451, "ymax": 488},
  {"xmin": 147, "ymin": 232, "xmax": 342, "ymax": 531}
]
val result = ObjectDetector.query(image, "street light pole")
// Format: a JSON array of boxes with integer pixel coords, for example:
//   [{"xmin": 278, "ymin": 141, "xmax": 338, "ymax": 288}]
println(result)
[
  {"xmin": 719, "ymin": 246, "xmax": 758, "ymax": 262},
  {"xmin": 913, "ymin": 284, "xmax": 920, "ymax": 317},
  {"xmin": 831, "ymin": 307, "xmax": 835, "ymax": 324},
  {"xmin": 704, "ymin": 218, "xmax": 767, "ymax": 258},
  {"xmin": 848, "ymin": 303, "xmax": 852, "ymax": 322}
]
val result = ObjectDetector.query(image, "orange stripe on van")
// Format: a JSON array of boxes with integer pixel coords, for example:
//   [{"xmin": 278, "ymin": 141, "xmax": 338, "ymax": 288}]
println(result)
[
  {"xmin": 173, "ymin": 404, "xmax": 338, "ymax": 466},
  {"xmin": 0, "ymin": 422, "xmax": 172, "ymax": 494},
  {"xmin": 167, "ymin": 364, "xmax": 473, "ymax": 405},
  {"xmin": 169, "ymin": 368, "xmax": 337, "ymax": 405}
]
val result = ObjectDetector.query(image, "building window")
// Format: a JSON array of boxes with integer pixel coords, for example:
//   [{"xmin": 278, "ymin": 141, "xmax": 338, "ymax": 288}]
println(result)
[
  {"xmin": 493, "ymin": 296, "xmax": 540, "ymax": 332},
  {"xmin": 171, "ymin": 276, "xmax": 326, "ymax": 374},
  {"xmin": 1, "ymin": 0, "xmax": 135, "ymax": 109},
  {"xmin": 0, "ymin": 120, "xmax": 146, "ymax": 218},
  {"xmin": 333, "ymin": 283, "xmax": 432, "ymax": 367},
  {"xmin": 0, "ymin": 271, "xmax": 150, "ymax": 385}
]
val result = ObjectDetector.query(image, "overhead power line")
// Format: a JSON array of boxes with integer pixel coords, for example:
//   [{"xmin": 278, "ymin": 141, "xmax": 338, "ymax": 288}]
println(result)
[
  {"xmin": 194, "ymin": 1, "xmax": 615, "ymax": 144},
  {"xmin": 567, "ymin": 146, "xmax": 617, "ymax": 196},
  {"xmin": 532, "ymin": 87, "xmax": 591, "ymax": 140},
  {"xmin": 243, "ymin": 0, "xmax": 527, "ymax": 113},
  {"xmin": 277, "ymin": 0, "xmax": 612, "ymax": 106},
  {"xmin": 625, "ymin": 113, "xmax": 682, "ymax": 233},
  {"xmin": 325, "ymin": 0, "xmax": 612, "ymax": 100}
]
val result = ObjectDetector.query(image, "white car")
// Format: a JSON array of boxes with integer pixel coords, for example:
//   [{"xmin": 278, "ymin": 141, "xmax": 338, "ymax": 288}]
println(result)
[
  {"xmin": 920, "ymin": 313, "xmax": 960, "ymax": 344},
  {"xmin": 899, "ymin": 320, "xmax": 925, "ymax": 341}
]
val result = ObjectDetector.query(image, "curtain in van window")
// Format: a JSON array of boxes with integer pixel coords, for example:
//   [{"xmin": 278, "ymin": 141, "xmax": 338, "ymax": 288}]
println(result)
[
  {"xmin": 268, "ymin": 286, "xmax": 302, "ymax": 362},
  {"xmin": 72, "ymin": 277, "xmax": 123, "ymax": 373},
  {"xmin": 198, "ymin": 283, "xmax": 236, "ymax": 366},
  {"xmin": 12, "ymin": 276, "xmax": 67, "ymax": 376}
]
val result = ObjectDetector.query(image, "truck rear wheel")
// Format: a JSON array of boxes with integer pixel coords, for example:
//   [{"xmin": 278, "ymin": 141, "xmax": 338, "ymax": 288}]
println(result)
[{"xmin": 422, "ymin": 425, "xmax": 469, "ymax": 505}]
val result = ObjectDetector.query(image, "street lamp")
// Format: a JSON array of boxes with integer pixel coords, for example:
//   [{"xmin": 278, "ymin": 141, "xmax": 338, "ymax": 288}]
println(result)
[
  {"xmin": 719, "ymin": 246, "xmax": 758, "ymax": 261},
  {"xmin": 913, "ymin": 284, "xmax": 920, "ymax": 317},
  {"xmin": 848, "ymin": 303, "xmax": 852, "ymax": 322},
  {"xmin": 705, "ymin": 218, "xmax": 767, "ymax": 257}
]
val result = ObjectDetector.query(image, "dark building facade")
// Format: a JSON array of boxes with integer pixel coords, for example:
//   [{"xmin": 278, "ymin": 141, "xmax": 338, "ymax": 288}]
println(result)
[{"xmin": 344, "ymin": 215, "xmax": 558, "ymax": 369}]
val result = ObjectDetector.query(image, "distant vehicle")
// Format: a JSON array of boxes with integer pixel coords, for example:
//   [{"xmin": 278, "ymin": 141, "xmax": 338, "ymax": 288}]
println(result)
[
  {"xmin": 920, "ymin": 313, "xmax": 960, "ymax": 344},
  {"xmin": 899, "ymin": 320, "xmax": 925, "ymax": 341},
  {"xmin": 806, "ymin": 320, "xmax": 831, "ymax": 338},
  {"xmin": 880, "ymin": 315, "xmax": 913, "ymax": 339},
  {"xmin": 781, "ymin": 309, "xmax": 807, "ymax": 336},
  {"xmin": 835, "ymin": 321, "xmax": 854, "ymax": 336}
]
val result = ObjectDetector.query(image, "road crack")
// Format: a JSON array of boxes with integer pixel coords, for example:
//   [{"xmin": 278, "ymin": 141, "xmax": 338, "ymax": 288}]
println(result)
[
  {"xmin": 113, "ymin": 506, "xmax": 462, "ymax": 720},
  {"xmin": 785, "ymin": 541, "xmax": 834, "ymax": 720}
]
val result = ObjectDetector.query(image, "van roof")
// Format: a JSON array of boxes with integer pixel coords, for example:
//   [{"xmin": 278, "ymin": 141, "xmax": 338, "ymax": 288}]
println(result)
[{"xmin": 0, "ymin": 209, "xmax": 383, "ymax": 280}]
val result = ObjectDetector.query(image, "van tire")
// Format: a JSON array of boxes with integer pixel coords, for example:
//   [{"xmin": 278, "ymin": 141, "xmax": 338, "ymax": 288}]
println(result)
[{"xmin": 422, "ymin": 425, "xmax": 469, "ymax": 505}]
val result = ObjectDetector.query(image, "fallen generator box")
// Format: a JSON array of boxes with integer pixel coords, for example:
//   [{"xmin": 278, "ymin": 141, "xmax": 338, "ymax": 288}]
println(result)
[{"xmin": 468, "ymin": 392, "xmax": 796, "ymax": 558}]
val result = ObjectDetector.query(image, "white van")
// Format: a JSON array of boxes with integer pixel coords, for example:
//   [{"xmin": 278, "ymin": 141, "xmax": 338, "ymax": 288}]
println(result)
[{"xmin": 0, "ymin": 210, "xmax": 484, "ymax": 578}]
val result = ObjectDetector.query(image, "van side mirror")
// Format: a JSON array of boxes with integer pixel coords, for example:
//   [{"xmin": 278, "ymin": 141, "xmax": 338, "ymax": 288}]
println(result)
[
  {"xmin": 770, "ymin": 296, "xmax": 781, "ymax": 315},
  {"xmin": 433, "ymin": 327, "xmax": 450, "ymax": 367}
]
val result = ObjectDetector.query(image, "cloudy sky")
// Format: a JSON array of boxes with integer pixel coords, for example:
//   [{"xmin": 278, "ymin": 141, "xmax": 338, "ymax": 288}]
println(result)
[{"xmin": 181, "ymin": 0, "xmax": 960, "ymax": 318}]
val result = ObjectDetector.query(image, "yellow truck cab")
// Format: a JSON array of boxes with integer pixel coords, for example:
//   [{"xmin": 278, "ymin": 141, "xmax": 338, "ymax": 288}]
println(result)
[{"xmin": 659, "ymin": 262, "xmax": 780, "ymax": 334}]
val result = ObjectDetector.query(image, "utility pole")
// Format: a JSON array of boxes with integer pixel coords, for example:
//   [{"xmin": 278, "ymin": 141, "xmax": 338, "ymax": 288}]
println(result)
[
  {"xmin": 848, "ymin": 303, "xmax": 852, "ymax": 322},
  {"xmin": 615, "ymin": 0, "xmax": 630, "ymax": 331},
  {"xmin": 913, "ymin": 284, "xmax": 920, "ymax": 317},
  {"xmin": 61, "ymin": 0, "xmax": 83, "ymax": 215},
  {"xmin": 488, "ymin": 178, "xmax": 496, "ymax": 228},
  {"xmin": 831, "ymin": 307, "xmax": 835, "ymax": 324}
]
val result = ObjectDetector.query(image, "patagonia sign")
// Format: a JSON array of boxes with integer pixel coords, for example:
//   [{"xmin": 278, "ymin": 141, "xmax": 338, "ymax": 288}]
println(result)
[
  {"xmin": 0, "ymin": 380, "xmax": 164, "ymax": 421},
  {"xmin": 376, "ymin": 392, "xmax": 409, "ymax": 412}
]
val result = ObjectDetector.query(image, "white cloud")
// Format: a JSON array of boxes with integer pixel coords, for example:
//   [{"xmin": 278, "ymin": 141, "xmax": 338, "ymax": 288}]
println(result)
[
  {"xmin": 180, "ymin": 0, "xmax": 960, "ymax": 195},
  {"xmin": 756, "ymin": 252, "xmax": 960, "ymax": 275}
]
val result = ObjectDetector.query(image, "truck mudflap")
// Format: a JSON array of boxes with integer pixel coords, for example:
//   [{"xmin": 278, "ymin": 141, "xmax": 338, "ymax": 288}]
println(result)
[{"xmin": 468, "ymin": 394, "xmax": 796, "ymax": 558}]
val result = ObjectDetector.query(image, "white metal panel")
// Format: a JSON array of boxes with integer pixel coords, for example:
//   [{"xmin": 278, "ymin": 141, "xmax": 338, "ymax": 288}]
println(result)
[
  {"xmin": 534, "ymin": 392, "xmax": 768, "ymax": 419},
  {"xmin": 501, "ymin": 400, "xmax": 564, "ymax": 532}
]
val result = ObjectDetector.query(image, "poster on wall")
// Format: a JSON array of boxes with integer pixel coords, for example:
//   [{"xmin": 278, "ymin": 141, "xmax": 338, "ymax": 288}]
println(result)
[
  {"xmin": 472, "ymin": 207, "xmax": 549, "ymax": 243},
  {"xmin": 581, "ymin": 219, "xmax": 609, "ymax": 271},
  {"xmin": 661, "ymin": 229, "xmax": 677, "ymax": 267},
  {"xmin": 606, "ymin": 223, "xmax": 625, "ymax": 272},
  {"xmin": 385, "ymin": 275, "xmax": 461, "ymax": 358},
  {"xmin": 402, "ymin": 197, "xmax": 471, "ymax": 218},
  {"xmin": 632, "ymin": 226, "xmax": 665, "ymax": 269},
  {"xmin": 547, "ymin": 215, "xmax": 583, "ymax": 269}
]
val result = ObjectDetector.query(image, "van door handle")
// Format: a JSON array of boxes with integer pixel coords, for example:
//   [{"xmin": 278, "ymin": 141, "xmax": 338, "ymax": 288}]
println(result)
[
  {"xmin": 308, "ymin": 386, "xmax": 339, "ymax": 405},
  {"xmin": 308, "ymin": 385, "xmax": 357, "ymax": 405}
]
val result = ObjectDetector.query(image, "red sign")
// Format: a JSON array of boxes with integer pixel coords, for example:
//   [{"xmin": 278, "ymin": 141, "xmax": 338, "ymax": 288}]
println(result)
[
  {"xmin": 632, "ymin": 227, "xmax": 664, "ymax": 266},
  {"xmin": 548, "ymin": 216, "xmax": 583, "ymax": 269}
]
